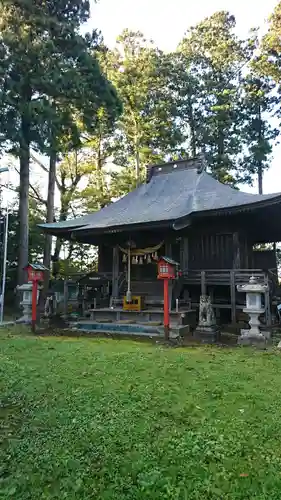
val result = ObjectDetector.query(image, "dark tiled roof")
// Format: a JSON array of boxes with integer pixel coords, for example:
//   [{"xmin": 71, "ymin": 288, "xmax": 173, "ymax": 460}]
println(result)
[{"xmin": 39, "ymin": 159, "xmax": 281, "ymax": 235}]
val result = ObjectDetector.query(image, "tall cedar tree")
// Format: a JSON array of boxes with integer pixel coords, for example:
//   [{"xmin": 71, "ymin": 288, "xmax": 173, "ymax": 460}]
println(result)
[
  {"xmin": 178, "ymin": 11, "xmax": 254, "ymax": 185},
  {"xmin": 251, "ymin": 1, "xmax": 281, "ymax": 192},
  {"xmin": 256, "ymin": 1, "xmax": 281, "ymax": 92},
  {"xmin": 0, "ymin": 0, "xmax": 121, "ymax": 284},
  {"xmin": 72, "ymin": 106, "xmax": 118, "ymax": 214},
  {"xmin": 1, "ymin": 196, "xmax": 45, "ymax": 301},
  {"xmin": 102, "ymin": 30, "xmax": 184, "ymax": 191},
  {"xmin": 240, "ymin": 74, "xmax": 278, "ymax": 193},
  {"xmin": 167, "ymin": 51, "xmax": 203, "ymax": 158}
]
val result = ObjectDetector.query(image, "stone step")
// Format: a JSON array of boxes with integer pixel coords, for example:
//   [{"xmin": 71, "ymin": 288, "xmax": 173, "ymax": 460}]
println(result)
[
  {"xmin": 74, "ymin": 321, "xmax": 190, "ymax": 338},
  {"xmin": 75, "ymin": 321, "xmax": 161, "ymax": 335}
]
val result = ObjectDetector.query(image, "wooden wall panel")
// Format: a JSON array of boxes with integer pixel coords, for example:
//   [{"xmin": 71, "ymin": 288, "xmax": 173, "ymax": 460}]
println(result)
[
  {"xmin": 98, "ymin": 244, "xmax": 114, "ymax": 273},
  {"xmin": 188, "ymin": 232, "xmax": 234, "ymax": 269},
  {"xmin": 180, "ymin": 238, "xmax": 189, "ymax": 271}
]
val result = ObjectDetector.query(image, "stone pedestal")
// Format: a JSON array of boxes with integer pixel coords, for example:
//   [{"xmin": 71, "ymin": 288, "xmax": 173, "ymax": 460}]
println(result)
[
  {"xmin": 238, "ymin": 329, "xmax": 268, "ymax": 347},
  {"xmin": 194, "ymin": 295, "xmax": 220, "ymax": 343},
  {"xmin": 237, "ymin": 276, "xmax": 270, "ymax": 347}
]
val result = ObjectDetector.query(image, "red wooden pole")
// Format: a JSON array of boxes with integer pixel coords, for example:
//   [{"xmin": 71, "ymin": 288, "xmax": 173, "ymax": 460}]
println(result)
[
  {"xmin": 31, "ymin": 279, "xmax": 38, "ymax": 333},
  {"xmin": 163, "ymin": 278, "xmax": 170, "ymax": 340}
]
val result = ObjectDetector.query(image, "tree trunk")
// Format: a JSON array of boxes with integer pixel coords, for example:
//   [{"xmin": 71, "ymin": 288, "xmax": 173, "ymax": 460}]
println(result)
[
  {"xmin": 258, "ymin": 165, "xmax": 263, "ymax": 195},
  {"xmin": 136, "ymin": 148, "xmax": 140, "ymax": 186},
  {"xmin": 42, "ymin": 149, "xmax": 56, "ymax": 299},
  {"xmin": 134, "ymin": 119, "xmax": 140, "ymax": 186},
  {"xmin": 52, "ymin": 197, "xmax": 68, "ymax": 277},
  {"xmin": 216, "ymin": 77, "xmax": 225, "ymax": 180},
  {"xmin": 187, "ymin": 94, "xmax": 196, "ymax": 157},
  {"xmin": 257, "ymin": 105, "xmax": 263, "ymax": 195},
  {"xmin": 18, "ymin": 136, "xmax": 30, "ymax": 285},
  {"xmin": 18, "ymin": 89, "xmax": 32, "ymax": 286}
]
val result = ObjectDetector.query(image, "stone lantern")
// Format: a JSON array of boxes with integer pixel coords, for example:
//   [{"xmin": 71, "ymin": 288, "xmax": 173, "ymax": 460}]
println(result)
[
  {"xmin": 16, "ymin": 283, "xmax": 34, "ymax": 323},
  {"xmin": 237, "ymin": 276, "xmax": 269, "ymax": 346}
]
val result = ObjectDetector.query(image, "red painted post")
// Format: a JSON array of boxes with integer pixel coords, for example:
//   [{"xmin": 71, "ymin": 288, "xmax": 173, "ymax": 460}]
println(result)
[
  {"xmin": 163, "ymin": 278, "xmax": 170, "ymax": 340},
  {"xmin": 31, "ymin": 279, "xmax": 38, "ymax": 333}
]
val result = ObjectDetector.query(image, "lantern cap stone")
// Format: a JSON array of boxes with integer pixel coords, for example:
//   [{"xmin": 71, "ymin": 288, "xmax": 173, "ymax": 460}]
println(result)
[{"xmin": 249, "ymin": 276, "xmax": 258, "ymax": 284}]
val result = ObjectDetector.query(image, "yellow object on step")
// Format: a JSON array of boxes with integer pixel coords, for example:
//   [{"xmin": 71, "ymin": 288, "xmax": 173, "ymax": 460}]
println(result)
[{"xmin": 123, "ymin": 295, "xmax": 144, "ymax": 312}]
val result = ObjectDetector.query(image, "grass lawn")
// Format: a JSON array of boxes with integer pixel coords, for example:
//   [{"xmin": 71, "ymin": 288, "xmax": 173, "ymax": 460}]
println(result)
[{"xmin": 1, "ymin": 331, "xmax": 281, "ymax": 499}]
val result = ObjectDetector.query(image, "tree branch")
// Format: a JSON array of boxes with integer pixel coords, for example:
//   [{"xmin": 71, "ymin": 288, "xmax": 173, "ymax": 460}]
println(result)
[
  {"xmin": 55, "ymin": 172, "xmax": 62, "ymax": 190},
  {"xmin": 30, "ymin": 150, "xmax": 49, "ymax": 173},
  {"xmin": 29, "ymin": 183, "xmax": 47, "ymax": 207},
  {"xmin": 0, "ymin": 183, "xmax": 18, "ymax": 195},
  {"xmin": 13, "ymin": 163, "xmax": 47, "ymax": 206},
  {"xmin": 0, "ymin": 181, "xmax": 47, "ymax": 209},
  {"xmin": 31, "ymin": 149, "xmax": 62, "ymax": 191},
  {"xmin": 70, "ymin": 205, "xmax": 77, "ymax": 219}
]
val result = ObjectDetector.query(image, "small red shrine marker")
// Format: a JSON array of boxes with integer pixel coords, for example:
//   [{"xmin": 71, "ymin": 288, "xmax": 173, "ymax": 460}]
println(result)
[
  {"xmin": 24, "ymin": 263, "xmax": 48, "ymax": 332},
  {"xmin": 157, "ymin": 257, "xmax": 180, "ymax": 340}
]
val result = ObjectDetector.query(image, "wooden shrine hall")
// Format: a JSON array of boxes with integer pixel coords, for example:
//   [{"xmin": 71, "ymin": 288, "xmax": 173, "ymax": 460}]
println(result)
[{"xmin": 40, "ymin": 157, "xmax": 281, "ymax": 328}]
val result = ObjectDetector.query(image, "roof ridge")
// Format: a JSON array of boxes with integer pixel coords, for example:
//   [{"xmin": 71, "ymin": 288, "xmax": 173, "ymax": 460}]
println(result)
[{"xmin": 146, "ymin": 157, "xmax": 205, "ymax": 182}]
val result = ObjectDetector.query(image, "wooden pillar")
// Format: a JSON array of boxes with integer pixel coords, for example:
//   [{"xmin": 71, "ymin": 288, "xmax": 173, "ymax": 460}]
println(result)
[
  {"xmin": 244, "ymin": 239, "xmax": 249, "ymax": 269},
  {"xmin": 230, "ymin": 270, "xmax": 236, "ymax": 324},
  {"xmin": 231, "ymin": 232, "xmax": 239, "ymax": 323},
  {"xmin": 201, "ymin": 270, "xmax": 206, "ymax": 296},
  {"xmin": 247, "ymin": 243, "xmax": 253, "ymax": 269},
  {"xmin": 239, "ymin": 232, "xmax": 250, "ymax": 269},
  {"xmin": 63, "ymin": 277, "xmax": 68, "ymax": 318},
  {"xmin": 264, "ymin": 290, "xmax": 271, "ymax": 327},
  {"xmin": 180, "ymin": 237, "xmax": 189, "ymax": 272},
  {"xmin": 165, "ymin": 241, "xmax": 172, "ymax": 257},
  {"xmin": 233, "ymin": 232, "xmax": 241, "ymax": 269},
  {"xmin": 112, "ymin": 246, "xmax": 119, "ymax": 299},
  {"xmin": 265, "ymin": 275, "xmax": 271, "ymax": 327},
  {"xmin": 97, "ymin": 244, "xmax": 103, "ymax": 273},
  {"xmin": 273, "ymin": 242, "xmax": 277, "ymax": 270}
]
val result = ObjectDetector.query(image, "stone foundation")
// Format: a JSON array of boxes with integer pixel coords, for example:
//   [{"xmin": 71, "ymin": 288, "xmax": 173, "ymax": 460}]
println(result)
[
  {"xmin": 194, "ymin": 295, "xmax": 220, "ymax": 344},
  {"xmin": 238, "ymin": 329, "xmax": 271, "ymax": 348},
  {"xmin": 193, "ymin": 325, "xmax": 220, "ymax": 344}
]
